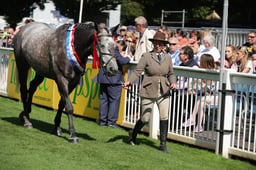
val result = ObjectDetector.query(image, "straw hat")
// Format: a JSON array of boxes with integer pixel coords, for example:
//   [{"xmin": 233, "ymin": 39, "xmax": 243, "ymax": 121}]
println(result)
[{"xmin": 149, "ymin": 31, "xmax": 169, "ymax": 44}]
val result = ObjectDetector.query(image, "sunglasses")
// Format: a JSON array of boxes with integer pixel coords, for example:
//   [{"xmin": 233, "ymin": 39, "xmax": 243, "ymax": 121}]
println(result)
[
  {"xmin": 120, "ymin": 29, "xmax": 126, "ymax": 32},
  {"xmin": 248, "ymin": 35, "xmax": 255, "ymax": 38},
  {"xmin": 169, "ymin": 43, "xmax": 176, "ymax": 46}
]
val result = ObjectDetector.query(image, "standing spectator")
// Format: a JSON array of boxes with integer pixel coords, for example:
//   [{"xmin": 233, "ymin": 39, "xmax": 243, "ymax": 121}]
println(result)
[
  {"xmin": 168, "ymin": 37, "xmax": 180, "ymax": 66},
  {"xmin": 175, "ymin": 28, "xmax": 188, "ymax": 48},
  {"xmin": 236, "ymin": 46, "xmax": 253, "ymax": 73},
  {"xmin": 2, "ymin": 26, "xmax": 14, "ymax": 48},
  {"xmin": 200, "ymin": 34, "xmax": 220, "ymax": 62},
  {"xmin": 120, "ymin": 25, "xmax": 127, "ymax": 35},
  {"xmin": 116, "ymin": 40, "xmax": 127, "ymax": 56},
  {"xmin": 117, "ymin": 25, "xmax": 127, "ymax": 40},
  {"xmin": 124, "ymin": 31, "xmax": 137, "ymax": 57},
  {"xmin": 13, "ymin": 18, "xmax": 34, "ymax": 37},
  {"xmin": 182, "ymin": 54, "xmax": 217, "ymax": 132},
  {"xmin": 133, "ymin": 16, "xmax": 154, "ymax": 61},
  {"xmin": 123, "ymin": 31, "xmax": 177, "ymax": 153},
  {"xmin": 158, "ymin": 25, "xmax": 173, "ymax": 40},
  {"xmin": 96, "ymin": 47, "xmax": 130, "ymax": 128},
  {"xmin": 243, "ymin": 31, "xmax": 256, "ymax": 56}
]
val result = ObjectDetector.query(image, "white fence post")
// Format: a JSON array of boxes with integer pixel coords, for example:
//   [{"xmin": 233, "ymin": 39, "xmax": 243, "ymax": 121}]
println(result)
[{"xmin": 218, "ymin": 69, "xmax": 234, "ymax": 158}]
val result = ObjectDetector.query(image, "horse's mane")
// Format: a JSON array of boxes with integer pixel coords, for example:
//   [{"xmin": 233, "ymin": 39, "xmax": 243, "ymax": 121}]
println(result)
[{"xmin": 75, "ymin": 22, "xmax": 95, "ymax": 29}]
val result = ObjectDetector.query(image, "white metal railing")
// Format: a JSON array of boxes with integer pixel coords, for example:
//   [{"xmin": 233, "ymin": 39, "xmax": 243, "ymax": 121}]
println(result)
[
  {"xmin": 161, "ymin": 9, "xmax": 186, "ymax": 28},
  {"xmin": 228, "ymin": 72, "xmax": 256, "ymax": 159},
  {"xmin": 0, "ymin": 47, "xmax": 12, "ymax": 95},
  {"xmin": 122, "ymin": 66, "xmax": 256, "ymax": 161}
]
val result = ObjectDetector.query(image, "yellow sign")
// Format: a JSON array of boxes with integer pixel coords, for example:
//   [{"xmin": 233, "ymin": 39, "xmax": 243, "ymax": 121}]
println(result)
[{"xmin": 7, "ymin": 53, "xmax": 126, "ymax": 123}]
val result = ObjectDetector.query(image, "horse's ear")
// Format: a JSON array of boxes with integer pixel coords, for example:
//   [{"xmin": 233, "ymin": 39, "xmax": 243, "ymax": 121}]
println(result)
[{"xmin": 110, "ymin": 24, "xmax": 120, "ymax": 35}]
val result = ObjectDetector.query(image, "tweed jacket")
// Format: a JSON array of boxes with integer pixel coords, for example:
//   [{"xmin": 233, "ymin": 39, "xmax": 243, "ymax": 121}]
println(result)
[
  {"xmin": 128, "ymin": 52, "xmax": 176, "ymax": 99},
  {"xmin": 134, "ymin": 28, "xmax": 154, "ymax": 61}
]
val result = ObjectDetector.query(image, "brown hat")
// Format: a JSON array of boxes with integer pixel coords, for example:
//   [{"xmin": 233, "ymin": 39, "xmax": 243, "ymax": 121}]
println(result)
[{"xmin": 149, "ymin": 31, "xmax": 169, "ymax": 44}]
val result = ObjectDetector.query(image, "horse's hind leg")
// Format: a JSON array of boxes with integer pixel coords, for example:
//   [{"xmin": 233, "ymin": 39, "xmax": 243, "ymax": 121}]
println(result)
[
  {"xmin": 27, "ymin": 74, "xmax": 44, "ymax": 113},
  {"xmin": 17, "ymin": 65, "xmax": 32, "ymax": 128},
  {"xmin": 19, "ymin": 73, "xmax": 44, "ymax": 128}
]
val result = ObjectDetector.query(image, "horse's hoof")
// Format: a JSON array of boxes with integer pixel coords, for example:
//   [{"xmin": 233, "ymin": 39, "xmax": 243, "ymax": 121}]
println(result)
[
  {"xmin": 55, "ymin": 127, "xmax": 62, "ymax": 136},
  {"xmin": 52, "ymin": 127, "xmax": 62, "ymax": 136},
  {"xmin": 24, "ymin": 122, "xmax": 33, "ymax": 128},
  {"xmin": 68, "ymin": 137, "xmax": 79, "ymax": 144}
]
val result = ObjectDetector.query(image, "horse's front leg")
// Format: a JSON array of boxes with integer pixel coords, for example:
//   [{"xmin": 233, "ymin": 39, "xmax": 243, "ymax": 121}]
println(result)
[
  {"xmin": 56, "ymin": 77, "xmax": 79, "ymax": 144},
  {"xmin": 53, "ymin": 98, "xmax": 65, "ymax": 137},
  {"xmin": 63, "ymin": 96, "xmax": 79, "ymax": 144}
]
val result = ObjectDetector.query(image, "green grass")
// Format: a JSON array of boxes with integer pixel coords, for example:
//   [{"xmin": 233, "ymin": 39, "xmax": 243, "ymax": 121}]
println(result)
[{"xmin": 0, "ymin": 96, "xmax": 255, "ymax": 170}]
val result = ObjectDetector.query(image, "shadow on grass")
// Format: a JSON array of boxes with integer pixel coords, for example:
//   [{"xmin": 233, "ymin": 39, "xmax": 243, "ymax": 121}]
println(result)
[
  {"xmin": 106, "ymin": 134, "xmax": 159, "ymax": 150},
  {"xmin": 1, "ymin": 116, "xmax": 96, "ymax": 142}
]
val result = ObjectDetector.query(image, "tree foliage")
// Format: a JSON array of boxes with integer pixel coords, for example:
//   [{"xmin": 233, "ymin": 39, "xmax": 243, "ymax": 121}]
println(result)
[
  {"xmin": 0, "ymin": 0, "xmax": 256, "ymax": 29},
  {"xmin": 51, "ymin": 0, "xmax": 121, "ymax": 23},
  {"xmin": 0, "ymin": 0, "xmax": 47, "ymax": 28}
]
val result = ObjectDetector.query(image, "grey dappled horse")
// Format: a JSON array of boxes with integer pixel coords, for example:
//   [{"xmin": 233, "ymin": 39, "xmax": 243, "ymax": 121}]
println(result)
[{"xmin": 13, "ymin": 22, "xmax": 119, "ymax": 143}]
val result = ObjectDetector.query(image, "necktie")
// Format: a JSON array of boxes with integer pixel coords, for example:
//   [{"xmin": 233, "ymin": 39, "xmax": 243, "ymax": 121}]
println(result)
[{"xmin": 158, "ymin": 54, "xmax": 161, "ymax": 62}]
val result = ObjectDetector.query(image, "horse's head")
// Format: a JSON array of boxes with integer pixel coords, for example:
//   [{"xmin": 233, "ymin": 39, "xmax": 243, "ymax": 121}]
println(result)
[{"xmin": 95, "ymin": 24, "xmax": 119, "ymax": 76}]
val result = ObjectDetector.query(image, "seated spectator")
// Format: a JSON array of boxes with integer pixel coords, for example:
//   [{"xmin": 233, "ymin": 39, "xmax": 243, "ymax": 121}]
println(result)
[
  {"xmin": 188, "ymin": 38, "xmax": 202, "ymax": 64},
  {"xmin": 251, "ymin": 52, "xmax": 256, "ymax": 74},
  {"xmin": 200, "ymin": 34, "xmax": 220, "ymax": 62},
  {"xmin": 189, "ymin": 29, "xmax": 205, "ymax": 63},
  {"xmin": 243, "ymin": 31, "xmax": 256, "ymax": 56},
  {"xmin": 168, "ymin": 37, "xmax": 180, "ymax": 66},
  {"xmin": 175, "ymin": 28, "xmax": 188, "ymax": 48},
  {"xmin": 182, "ymin": 54, "xmax": 217, "ymax": 133},
  {"xmin": 179, "ymin": 46, "xmax": 199, "ymax": 67},
  {"xmin": 177, "ymin": 46, "xmax": 199, "ymax": 89},
  {"xmin": 236, "ymin": 46, "xmax": 253, "ymax": 73},
  {"xmin": 215, "ymin": 45, "xmax": 237, "ymax": 70},
  {"xmin": 170, "ymin": 46, "xmax": 199, "ymax": 129}
]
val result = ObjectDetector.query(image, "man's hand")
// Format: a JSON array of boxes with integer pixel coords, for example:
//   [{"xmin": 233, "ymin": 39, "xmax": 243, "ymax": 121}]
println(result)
[{"xmin": 122, "ymin": 81, "xmax": 131, "ymax": 89}]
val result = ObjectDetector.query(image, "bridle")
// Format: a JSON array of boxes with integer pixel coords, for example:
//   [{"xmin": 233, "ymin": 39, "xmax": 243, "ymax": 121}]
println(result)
[{"xmin": 95, "ymin": 33, "xmax": 116, "ymax": 71}]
